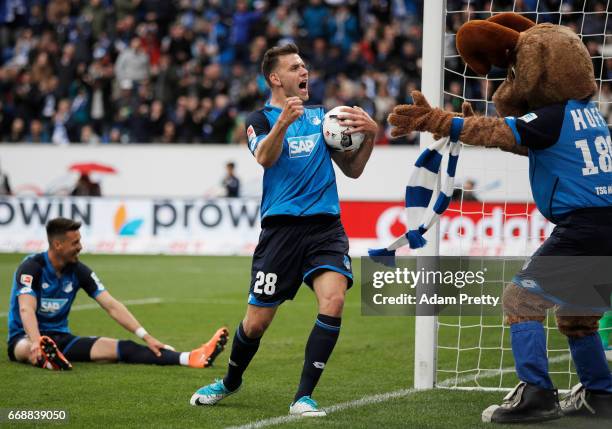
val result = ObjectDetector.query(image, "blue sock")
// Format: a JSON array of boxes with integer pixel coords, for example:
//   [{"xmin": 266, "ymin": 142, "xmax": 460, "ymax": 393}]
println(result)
[
  {"xmin": 511, "ymin": 321, "xmax": 554, "ymax": 390},
  {"xmin": 568, "ymin": 333, "xmax": 612, "ymax": 393},
  {"xmin": 294, "ymin": 314, "xmax": 341, "ymax": 402},
  {"xmin": 223, "ymin": 322, "xmax": 261, "ymax": 392}
]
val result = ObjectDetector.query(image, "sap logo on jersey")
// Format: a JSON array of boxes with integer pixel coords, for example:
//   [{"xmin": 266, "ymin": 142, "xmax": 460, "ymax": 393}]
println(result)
[
  {"xmin": 39, "ymin": 298, "xmax": 68, "ymax": 314},
  {"xmin": 288, "ymin": 134, "xmax": 320, "ymax": 158}
]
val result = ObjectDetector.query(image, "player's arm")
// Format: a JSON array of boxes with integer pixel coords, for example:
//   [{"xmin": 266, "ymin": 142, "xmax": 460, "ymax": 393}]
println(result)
[
  {"xmin": 17, "ymin": 294, "xmax": 43, "ymax": 365},
  {"xmin": 254, "ymin": 97, "xmax": 304, "ymax": 167},
  {"xmin": 94, "ymin": 291, "xmax": 165, "ymax": 356},
  {"xmin": 14, "ymin": 261, "xmax": 44, "ymax": 365},
  {"xmin": 331, "ymin": 106, "xmax": 378, "ymax": 178}
]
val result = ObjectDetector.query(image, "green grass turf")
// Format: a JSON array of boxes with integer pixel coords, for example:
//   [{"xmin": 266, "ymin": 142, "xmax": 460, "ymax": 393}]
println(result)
[{"xmin": 0, "ymin": 254, "xmax": 608, "ymax": 428}]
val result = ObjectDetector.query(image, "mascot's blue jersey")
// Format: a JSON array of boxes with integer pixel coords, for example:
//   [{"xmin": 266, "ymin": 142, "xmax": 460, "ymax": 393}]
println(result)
[
  {"xmin": 8, "ymin": 252, "xmax": 106, "ymax": 341},
  {"xmin": 245, "ymin": 104, "xmax": 339, "ymax": 220},
  {"xmin": 505, "ymin": 100, "xmax": 612, "ymax": 222}
]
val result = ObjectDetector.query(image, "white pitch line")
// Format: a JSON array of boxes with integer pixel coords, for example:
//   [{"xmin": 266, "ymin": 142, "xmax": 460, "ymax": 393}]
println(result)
[
  {"xmin": 224, "ymin": 388, "xmax": 420, "ymax": 429},
  {"xmin": 437, "ymin": 352, "xmax": 571, "ymax": 389},
  {"xmin": 224, "ymin": 353, "xmax": 572, "ymax": 429},
  {"xmin": 0, "ymin": 297, "xmax": 163, "ymax": 318}
]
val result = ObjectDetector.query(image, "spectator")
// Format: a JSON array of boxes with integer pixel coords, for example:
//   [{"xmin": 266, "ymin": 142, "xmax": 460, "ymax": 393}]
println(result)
[
  {"xmin": 452, "ymin": 179, "xmax": 480, "ymax": 202},
  {"xmin": 0, "ymin": 161, "xmax": 12, "ymax": 195},
  {"xmin": 203, "ymin": 94, "xmax": 236, "ymax": 143},
  {"xmin": 159, "ymin": 120, "xmax": 176, "ymax": 144},
  {"xmin": 231, "ymin": 0, "xmax": 264, "ymax": 63},
  {"xmin": 107, "ymin": 127, "xmax": 125, "ymax": 144},
  {"xmin": 26, "ymin": 119, "xmax": 50, "ymax": 143},
  {"xmin": 302, "ymin": 0, "xmax": 329, "ymax": 40},
  {"xmin": 222, "ymin": 162, "xmax": 240, "ymax": 198},
  {"xmin": 268, "ymin": 3, "xmax": 300, "ymax": 40},
  {"xmin": 148, "ymin": 99, "xmax": 166, "ymax": 138},
  {"xmin": 163, "ymin": 24, "xmax": 192, "ymax": 65},
  {"xmin": 56, "ymin": 44, "xmax": 77, "ymax": 99},
  {"xmin": 51, "ymin": 99, "xmax": 71, "ymax": 145},
  {"xmin": 114, "ymin": 37, "xmax": 150, "ymax": 86},
  {"xmin": 9, "ymin": 117, "xmax": 26, "ymax": 142},
  {"xmin": 80, "ymin": 124, "xmax": 101, "ymax": 145},
  {"xmin": 328, "ymin": 5, "xmax": 360, "ymax": 53},
  {"xmin": 71, "ymin": 173, "xmax": 101, "ymax": 196},
  {"xmin": 82, "ymin": 0, "xmax": 109, "ymax": 40}
]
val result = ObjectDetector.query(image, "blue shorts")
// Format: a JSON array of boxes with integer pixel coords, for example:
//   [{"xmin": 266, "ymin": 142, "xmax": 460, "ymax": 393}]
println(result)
[
  {"xmin": 513, "ymin": 207, "xmax": 612, "ymax": 311},
  {"xmin": 249, "ymin": 215, "xmax": 353, "ymax": 307}
]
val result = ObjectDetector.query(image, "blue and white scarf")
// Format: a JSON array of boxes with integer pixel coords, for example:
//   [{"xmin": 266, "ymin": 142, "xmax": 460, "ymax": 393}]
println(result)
[{"xmin": 369, "ymin": 117, "xmax": 464, "ymax": 264}]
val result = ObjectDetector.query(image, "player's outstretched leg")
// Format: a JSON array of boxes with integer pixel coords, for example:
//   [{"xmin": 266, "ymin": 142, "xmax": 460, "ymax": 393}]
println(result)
[
  {"xmin": 482, "ymin": 283, "xmax": 562, "ymax": 423},
  {"xmin": 39, "ymin": 336, "xmax": 72, "ymax": 370},
  {"xmin": 557, "ymin": 314, "xmax": 612, "ymax": 418},
  {"xmin": 111, "ymin": 327, "xmax": 228, "ymax": 367},
  {"xmin": 191, "ymin": 319, "xmax": 265, "ymax": 406}
]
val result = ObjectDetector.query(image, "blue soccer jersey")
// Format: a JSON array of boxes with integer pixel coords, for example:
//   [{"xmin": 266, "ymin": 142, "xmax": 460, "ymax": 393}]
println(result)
[
  {"xmin": 505, "ymin": 99, "xmax": 612, "ymax": 222},
  {"xmin": 245, "ymin": 103, "xmax": 340, "ymax": 219},
  {"xmin": 7, "ymin": 252, "xmax": 106, "ymax": 342}
]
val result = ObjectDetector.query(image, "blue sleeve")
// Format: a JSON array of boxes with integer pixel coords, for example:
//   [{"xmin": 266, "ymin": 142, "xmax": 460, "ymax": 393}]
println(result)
[
  {"xmin": 75, "ymin": 263, "xmax": 106, "ymax": 299},
  {"xmin": 505, "ymin": 103, "xmax": 566, "ymax": 150},
  {"xmin": 245, "ymin": 110, "xmax": 271, "ymax": 155},
  {"xmin": 14, "ymin": 258, "xmax": 42, "ymax": 298}
]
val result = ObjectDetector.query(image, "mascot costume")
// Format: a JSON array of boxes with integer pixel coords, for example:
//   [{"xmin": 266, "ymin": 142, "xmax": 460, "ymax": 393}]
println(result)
[{"xmin": 388, "ymin": 13, "xmax": 612, "ymax": 424}]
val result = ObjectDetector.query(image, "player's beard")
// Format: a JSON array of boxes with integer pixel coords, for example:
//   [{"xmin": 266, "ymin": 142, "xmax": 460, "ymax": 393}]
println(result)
[{"xmin": 66, "ymin": 250, "xmax": 80, "ymax": 264}]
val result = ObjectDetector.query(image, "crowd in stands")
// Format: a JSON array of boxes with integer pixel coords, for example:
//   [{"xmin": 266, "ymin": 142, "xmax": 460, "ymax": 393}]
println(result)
[{"xmin": 0, "ymin": 0, "xmax": 609, "ymax": 145}]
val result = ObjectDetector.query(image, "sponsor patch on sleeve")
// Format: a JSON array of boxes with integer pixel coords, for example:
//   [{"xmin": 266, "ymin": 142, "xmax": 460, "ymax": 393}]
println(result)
[
  {"xmin": 518, "ymin": 112, "xmax": 538, "ymax": 123},
  {"xmin": 20, "ymin": 274, "xmax": 33, "ymax": 288},
  {"xmin": 91, "ymin": 272, "xmax": 105, "ymax": 291},
  {"xmin": 18, "ymin": 286, "xmax": 33, "ymax": 295},
  {"xmin": 247, "ymin": 125, "xmax": 256, "ymax": 145}
]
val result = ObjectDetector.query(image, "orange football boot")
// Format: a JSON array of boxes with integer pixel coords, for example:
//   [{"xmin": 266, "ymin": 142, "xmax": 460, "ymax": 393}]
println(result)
[
  {"xmin": 38, "ymin": 336, "xmax": 72, "ymax": 370},
  {"xmin": 188, "ymin": 327, "xmax": 229, "ymax": 368}
]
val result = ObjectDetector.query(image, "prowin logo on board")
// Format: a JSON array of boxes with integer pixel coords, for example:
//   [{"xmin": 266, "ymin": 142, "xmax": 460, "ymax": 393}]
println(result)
[{"xmin": 113, "ymin": 204, "xmax": 144, "ymax": 236}]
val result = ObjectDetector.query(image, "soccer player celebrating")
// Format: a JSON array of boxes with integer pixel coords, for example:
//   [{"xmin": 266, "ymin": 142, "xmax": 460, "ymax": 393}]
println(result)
[
  {"xmin": 190, "ymin": 43, "xmax": 377, "ymax": 416},
  {"xmin": 8, "ymin": 217, "xmax": 228, "ymax": 370}
]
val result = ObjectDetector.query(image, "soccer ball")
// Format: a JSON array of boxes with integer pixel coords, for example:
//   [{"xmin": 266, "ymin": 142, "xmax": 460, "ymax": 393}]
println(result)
[{"xmin": 323, "ymin": 106, "xmax": 365, "ymax": 152}]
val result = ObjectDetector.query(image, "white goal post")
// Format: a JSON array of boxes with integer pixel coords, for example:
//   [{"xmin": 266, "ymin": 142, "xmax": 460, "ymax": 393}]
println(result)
[{"xmin": 414, "ymin": 0, "xmax": 445, "ymax": 390}]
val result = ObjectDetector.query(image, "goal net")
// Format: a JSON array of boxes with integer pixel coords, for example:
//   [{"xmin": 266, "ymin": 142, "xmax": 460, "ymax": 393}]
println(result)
[{"xmin": 418, "ymin": 0, "xmax": 611, "ymax": 391}]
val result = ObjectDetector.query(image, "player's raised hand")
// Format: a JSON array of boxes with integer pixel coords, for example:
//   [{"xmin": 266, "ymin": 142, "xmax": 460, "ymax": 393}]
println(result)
[
  {"xmin": 278, "ymin": 96, "xmax": 304, "ymax": 126},
  {"xmin": 143, "ymin": 334, "xmax": 165, "ymax": 357},
  {"xmin": 338, "ymin": 106, "xmax": 378, "ymax": 138}
]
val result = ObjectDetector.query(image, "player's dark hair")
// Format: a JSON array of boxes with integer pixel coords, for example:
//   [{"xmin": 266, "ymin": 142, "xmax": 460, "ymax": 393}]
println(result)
[
  {"xmin": 46, "ymin": 217, "xmax": 81, "ymax": 242},
  {"xmin": 261, "ymin": 43, "xmax": 299, "ymax": 86}
]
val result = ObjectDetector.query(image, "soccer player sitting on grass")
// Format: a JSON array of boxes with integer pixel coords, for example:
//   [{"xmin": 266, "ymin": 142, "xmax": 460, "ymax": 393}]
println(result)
[
  {"xmin": 7, "ymin": 217, "xmax": 228, "ymax": 370},
  {"xmin": 190, "ymin": 43, "xmax": 378, "ymax": 416}
]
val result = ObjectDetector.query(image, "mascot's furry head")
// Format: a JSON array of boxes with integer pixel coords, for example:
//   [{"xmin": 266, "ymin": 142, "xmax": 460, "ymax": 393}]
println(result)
[{"xmin": 456, "ymin": 12, "xmax": 597, "ymax": 117}]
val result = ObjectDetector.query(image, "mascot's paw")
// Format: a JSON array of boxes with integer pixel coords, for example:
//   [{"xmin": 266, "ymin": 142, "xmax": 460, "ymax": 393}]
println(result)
[
  {"xmin": 389, "ymin": 91, "xmax": 472, "ymax": 141},
  {"xmin": 388, "ymin": 91, "xmax": 435, "ymax": 137},
  {"xmin": 461, "ymin": 101, "xmax": 475, "ymax": 117}
]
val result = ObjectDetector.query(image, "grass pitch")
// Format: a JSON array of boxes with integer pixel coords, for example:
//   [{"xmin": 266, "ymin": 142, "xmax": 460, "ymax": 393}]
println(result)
[{"xmin": 0, "ymin": 254, "xmax": 608, "ymax": 428}]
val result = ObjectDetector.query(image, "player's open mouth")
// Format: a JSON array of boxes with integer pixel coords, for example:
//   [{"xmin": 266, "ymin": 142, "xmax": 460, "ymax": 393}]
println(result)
[{"xmin": 299, "ymin": 81, "xmax": 307, "ymax": 90}]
